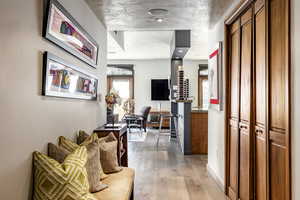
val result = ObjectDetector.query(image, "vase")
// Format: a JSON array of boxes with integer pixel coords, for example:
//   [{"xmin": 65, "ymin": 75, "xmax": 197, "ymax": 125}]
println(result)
[{"xmin": 106, "ymin": 106, "xmax": 114, "ymax": 125}]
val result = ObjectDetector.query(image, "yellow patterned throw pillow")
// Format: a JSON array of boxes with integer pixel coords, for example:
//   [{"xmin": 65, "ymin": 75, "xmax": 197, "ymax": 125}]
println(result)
[
  {"xmin": 58, "ymin": 136, "xmax": 109, "ymax": 190},
  {"xmin": 33, "ymin": 146, "xmax": 96, "ymax": 200}
]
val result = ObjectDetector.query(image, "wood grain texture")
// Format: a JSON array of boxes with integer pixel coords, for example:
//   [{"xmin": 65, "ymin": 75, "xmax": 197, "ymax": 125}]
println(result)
[
  {"xmin": 229, "ymin": 120, "xmax": 239, "ymax": 199},
  {"xmin": 239, "ymin": 10, "xmax": 253, "ymax": 200},
  {"xmin": 255, "ymin": 8, "xmax": 266, "ymax": 126},
  {"xmin": 254, "ymin": 6, "xmax": 267, "ymax": 200},
  {"xmin": 128, "ymin": 132, "xmax": 228, "ymax": 200},
  {"xmin": 230, "ymin": 26, "xmax": 240, "ymax": 120},
  {"xmin": 269, "ymin": 0, "xmax": 290, "ymax": 199},
  {"xmin": 191, "ymin": 112, "xmax": 208, "ymax": 154},
  {"xmin": 269, "ymin": 0, "xmax": 287, "ymax": 131},
  {"xmin": 228, "ymin": 18, "xmax": 241, "ymax": 200},
  {"xmin": 240, "ymin": 19, "xmax": 252, "ymax": 123}
]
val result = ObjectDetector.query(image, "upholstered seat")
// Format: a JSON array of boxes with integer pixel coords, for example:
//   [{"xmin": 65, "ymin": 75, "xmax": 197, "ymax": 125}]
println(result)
[{"xmin": 93, "ymin": 167, "xmax": 135, "ymax": 200}]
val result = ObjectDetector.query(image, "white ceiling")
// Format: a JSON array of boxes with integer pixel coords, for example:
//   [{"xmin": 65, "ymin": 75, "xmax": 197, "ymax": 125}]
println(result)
[
  {"xmin": 107, "ymin": 30, "xmax": 209, "ymax": 60},
  {"xmin": 85, "ymin": 0, "xmax": 232, "ymax": 60}
]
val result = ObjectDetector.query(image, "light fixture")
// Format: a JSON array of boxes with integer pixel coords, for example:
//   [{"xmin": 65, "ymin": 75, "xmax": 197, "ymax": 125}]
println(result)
[
  {"xmin": 148, "ymin": 8, "xmax": 169, "ymax": 16},
  {"xmin": 155, "ymin": 18, "xmax": 163, "ymax": 23},
  {"xmin": 178, "ymin": 49, "xmax": 183, "ymax": 53},
  {"xmin": 148, "ymin": 8, "xmax": 168, "ymax": 23}
]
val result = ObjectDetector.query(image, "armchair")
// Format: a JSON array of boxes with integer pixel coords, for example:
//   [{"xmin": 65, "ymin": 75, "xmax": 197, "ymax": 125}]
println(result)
[{"xmin": 123, "ymin": 106, "xmax": 151, "ymax": 132}]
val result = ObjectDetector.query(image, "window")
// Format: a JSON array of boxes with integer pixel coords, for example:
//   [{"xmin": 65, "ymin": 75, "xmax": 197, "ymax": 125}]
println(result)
[{"xmin": 107, "ymin": 65, "xmax": 134, "ymax": 121}]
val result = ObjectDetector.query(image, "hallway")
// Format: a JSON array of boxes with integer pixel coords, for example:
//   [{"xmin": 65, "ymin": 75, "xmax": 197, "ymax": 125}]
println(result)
[{"xmin": 128, "ymin": 131, "xmax": 227, "ymax": 200}]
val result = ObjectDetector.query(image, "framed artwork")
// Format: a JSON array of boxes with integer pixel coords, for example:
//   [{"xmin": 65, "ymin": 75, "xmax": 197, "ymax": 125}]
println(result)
[
  {"xmin": 43, "ymin": 0, "xmax": 99, "ymax": 68},
  {"xmin": 208, "ymin": 42, "xmax": 223, "ymax": 111},
  {"xmin": 42, "ymin": 52, "xmax": 98, "ymax": 100}
]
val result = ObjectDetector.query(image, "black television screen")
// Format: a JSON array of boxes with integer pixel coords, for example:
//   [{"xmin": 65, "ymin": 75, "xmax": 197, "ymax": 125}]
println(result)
[{"xmin": 151, "ymin": 79, "xmax": 170, "ymax": 101}]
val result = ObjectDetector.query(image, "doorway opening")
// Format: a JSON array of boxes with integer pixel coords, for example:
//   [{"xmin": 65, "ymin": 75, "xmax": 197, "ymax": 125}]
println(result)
[{"xmin": 107, "ymin": 65, "xmax": 134, "ymax": 121}]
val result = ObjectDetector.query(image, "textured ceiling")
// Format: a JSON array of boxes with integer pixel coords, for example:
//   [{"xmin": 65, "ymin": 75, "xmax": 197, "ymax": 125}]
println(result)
[
  {"xmin": 85, "ymin": 0, "xmax": 234, "ymax": 30},
  {"xmin": 85, "ymin": 0, "xmax": 235, "ymax": 60}
]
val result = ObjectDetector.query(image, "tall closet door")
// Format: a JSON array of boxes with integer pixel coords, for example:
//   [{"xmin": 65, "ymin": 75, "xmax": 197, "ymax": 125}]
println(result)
[
  {"xmin": 228, "ymin": 19, "xmax": 240, "ymax": 200},
  {"xmin": 254, "ymin": 2, "xmax": 267, "ymax": 200},
  {"xmin": 269, "ymin": 0, "xmax": 290, "ymax": 199},
  {"xmin": 239, "ymin": 8, "xmax": 253, "ymax": 200}
]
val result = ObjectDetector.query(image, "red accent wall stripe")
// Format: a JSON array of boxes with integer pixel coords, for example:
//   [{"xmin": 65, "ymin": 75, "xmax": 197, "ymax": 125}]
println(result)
[
  {"xmin": 209, "ymin": 49, "xmax": 219, "ymax": 59},
  {"xmin": 210, "ymin": 99, "xmax": 219, "ymax": 104}
]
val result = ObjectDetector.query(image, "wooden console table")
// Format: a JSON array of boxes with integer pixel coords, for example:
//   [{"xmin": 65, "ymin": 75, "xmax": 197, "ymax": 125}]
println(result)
[{"xmin": 94, "ymin": 124, "xmax": 128, "ymax": 167}]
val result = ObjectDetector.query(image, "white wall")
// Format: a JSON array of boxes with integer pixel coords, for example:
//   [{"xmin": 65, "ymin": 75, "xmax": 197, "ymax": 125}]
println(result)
[
  {"xmin": 0, "ymin": 0, "xmax": 107, "ymax": 199},
  {"xmin": 291, "ymin": 0, "xmax": 300, "ymax": 199},
  {"xmin": 183, "ymin": 59, "xmax": 208, "ymax": 107},
  {"xmin": 207, "ymin": 0, "xmax": 240, "ymax": 186},
  {"xmin": 108, "ymin": 59, "xmax": 206, "ymax": 113},
  {"xmin": 108, "ymin": 59, "xmax": 171, "ymax": 112}
]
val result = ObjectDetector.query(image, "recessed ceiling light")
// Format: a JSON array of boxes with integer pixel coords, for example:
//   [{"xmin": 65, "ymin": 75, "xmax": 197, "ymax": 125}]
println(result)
[
  {"xmin": 178, "ymin": 49, "xmax": 183, "ymax": 53},
  {"xmin": 155, "ymin": 18, "xmax": 164, "ymax": 23},
  {"xmin": 148, "ymin": 8, "xmax": 169, "ymax": 16}
]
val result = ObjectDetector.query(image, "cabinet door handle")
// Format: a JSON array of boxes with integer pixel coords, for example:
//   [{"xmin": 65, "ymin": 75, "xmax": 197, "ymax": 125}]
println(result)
[
  {"xmin": 255, "ymin": 129, "xmax": 263, "ymax": 133},
  {"xmin": 239, "ymin": 125, "xmax": 248, "ymax": 130}
]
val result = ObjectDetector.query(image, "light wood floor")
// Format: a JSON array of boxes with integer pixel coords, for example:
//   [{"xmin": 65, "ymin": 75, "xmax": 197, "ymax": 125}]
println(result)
[{"xmin": 128, "ymin": 130, "xmax": 228, "ymax": 200}]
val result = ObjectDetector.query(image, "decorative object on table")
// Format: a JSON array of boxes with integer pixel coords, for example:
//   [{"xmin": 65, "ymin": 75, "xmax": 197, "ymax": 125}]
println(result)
[
  {"xmin": 105, "ymin": 89, "xmax": 121, "ymax": 124},
  {"xmin": 43, "ymin": 0, "xmax": 99, "ymax": 68},
  {"xmin": 122, "ymin": 98, "xmax": 135, "ymax": 115},
  {"xmin": 42, "ymin": 52, "xmax": 98, "ymax": 100},
  {"xmin": 184, "ymin": 79, "xmax": 190, "ymax": 100},
  {"xmin": 177, "ymin": 66, "xmax": 185, "ymax": 100},
  {"xmin": 208, "ymin": 41, "xmax": 223, "ymax": 111}
]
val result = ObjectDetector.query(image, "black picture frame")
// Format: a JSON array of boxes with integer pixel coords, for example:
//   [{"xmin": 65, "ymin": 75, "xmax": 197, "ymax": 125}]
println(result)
[
  {"xmin": 43, "ymin": 0, "xmax": 99, "ymax": 68},
  {"xmin": 42, "ymin": 52, "xmax": 98, "ymax": 100}
]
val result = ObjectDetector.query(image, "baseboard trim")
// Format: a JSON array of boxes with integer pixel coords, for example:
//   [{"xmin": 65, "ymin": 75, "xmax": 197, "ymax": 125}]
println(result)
[{"xmin": 206, "ymin": 164, "xmax": 225, "ymax": 192}]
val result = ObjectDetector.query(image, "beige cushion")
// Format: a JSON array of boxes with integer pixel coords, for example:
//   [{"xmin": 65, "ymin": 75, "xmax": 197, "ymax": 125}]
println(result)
[
  {"xmin": 58, "ymin": 136, "xmax": 108, "ymax": 193},
  {"xmin": 98, "ymin": 133, "xmax": 122, "ymax": 174},
  {"xmin": 93, "ymin": 168, "xmax": 135, "ymax": 200},
  {"xmin": 48, "ymin": 143, "xmax": 70, "ymax": 163},
  {"xmin": 77, "ymin": 130, "xmax": 89, "ymax": 144},
  {"xmin": 85, "ymin": 142, "xmax": 109, "ymax": 193},
  {"xmin": 76, "ymin": 131, "xmax": 109, "ymax": 180}
]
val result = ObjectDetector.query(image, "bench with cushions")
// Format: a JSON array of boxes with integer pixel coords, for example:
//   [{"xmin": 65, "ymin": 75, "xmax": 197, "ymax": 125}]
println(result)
[{"xmin": 33, "ymin": 131, "xmax": 134, "ymax": 200}]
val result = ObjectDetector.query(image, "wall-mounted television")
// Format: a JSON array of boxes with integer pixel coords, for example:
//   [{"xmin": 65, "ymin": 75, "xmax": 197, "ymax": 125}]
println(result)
[{"xmin": 151, "ymin": 79, "xmax": 170, "ymax": 101}]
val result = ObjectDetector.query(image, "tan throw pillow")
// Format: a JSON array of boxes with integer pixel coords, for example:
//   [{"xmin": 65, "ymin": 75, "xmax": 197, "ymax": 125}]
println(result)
[
  {"xmin": 76, "ymin": 132, "xmax": 109, "ymax": 180},
  {"xmin": 98, "ymin": 132, "xmax": 122, "ymax": 174},
  {"xmin": 77, "ymin": 130, "xmax": 90, "ymax": 145},
  {"xmin": 58, "ymin": 136, "xmax": 108, "ymax": 193},
  {"xmin": 48, "ymin": 143, "xmax": 70, "ymax": 163},
  {"xmin": 85, "ymin": 142, "xmax": 108, "ymax": 192}
]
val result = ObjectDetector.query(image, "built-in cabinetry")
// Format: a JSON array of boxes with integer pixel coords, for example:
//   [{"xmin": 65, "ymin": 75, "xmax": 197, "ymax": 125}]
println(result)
[
  {"xmin": 225, "ymin": 0, "xmax": 290, "ymax": 199},
  {"xmin": 177, "ymin": 102, "xmax": 208, "ymax": 155},
  {"xmin": 191, "ymin": 111, "xmax": 208, "ymax": 154}
]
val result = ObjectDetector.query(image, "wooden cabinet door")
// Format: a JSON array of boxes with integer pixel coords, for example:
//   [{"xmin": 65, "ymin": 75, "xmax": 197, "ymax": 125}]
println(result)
[
  {"xmin": 269, "ymin": 0, "xmax": 290, "ymax": 199},
  {"xmin": 254, "ymin": 5, "xmax": 267, "ymax": 200},
  {"xmin": 239, "ymin": 8, "xmax": 253, "ymax": 200},
  {"xmin": 228, "ymin": 19, "xmax": 240, "ymax": 200}
]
